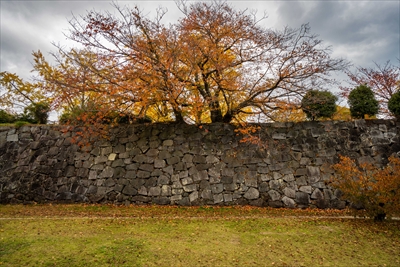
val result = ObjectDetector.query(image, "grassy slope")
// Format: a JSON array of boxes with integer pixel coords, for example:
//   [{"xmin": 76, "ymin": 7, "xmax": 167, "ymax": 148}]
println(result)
[{"xmin": 0, "ymin": 205, "xmax": 399, "ymax": 267}]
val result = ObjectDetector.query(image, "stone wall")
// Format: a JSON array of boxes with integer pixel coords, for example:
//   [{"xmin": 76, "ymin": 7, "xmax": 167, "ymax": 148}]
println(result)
[{"xmin": 1, "ymin": 120, "xmax": 399, "ymax": 208}]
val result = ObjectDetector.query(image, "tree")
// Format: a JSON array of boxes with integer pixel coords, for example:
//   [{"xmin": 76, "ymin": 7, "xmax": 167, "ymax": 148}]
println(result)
[
  {"xmin": 22, "ymin": 102, "xmax": 51, "ymax": 124},
  {"xmin": 341, "ymin": 61, "xmax": 400, "ymax": 117},
  {"xmin": 388, "ymin": 91, "xmax": 400, "ymax": 119},
  {"xmin": 301, "ymin": 90, "xmax": 337, "ymax": 121},
  {"xmin": 0, "ymin": 71, "xmax": 52, "ymax": 124},
  {"xmin": 348, "ymin": 85, "xmax": 379, "ymax": 119},
  {"xmin": 0, "ymin": 110, "xmax": 16, "ymax": 123},
  {"xmin": 34, "ymin": 1, "xmax": 347, "ymax": 125},
  {"xmin": 332, "ymin": 155, "xmax": 400, "ymax": 221}
]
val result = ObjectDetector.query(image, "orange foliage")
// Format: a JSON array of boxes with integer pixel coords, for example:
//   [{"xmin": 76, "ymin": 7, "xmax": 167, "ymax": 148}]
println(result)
[
  {"xmin": 31, "ymin": 1, "xmax": 347, "ymax": 125},
  {"xmin": 331, "ymin": 155, "xmax": 400, "ymax": 220},
  {"xmin": 269, "ymin": 101, "xmax": 306, "ymax": 122}
]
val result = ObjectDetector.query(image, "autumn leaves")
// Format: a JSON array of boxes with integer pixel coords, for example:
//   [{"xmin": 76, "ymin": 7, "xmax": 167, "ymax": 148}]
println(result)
[{"xmin": 4, "ymin": 1, "xmax": 347, "ymax": 125}]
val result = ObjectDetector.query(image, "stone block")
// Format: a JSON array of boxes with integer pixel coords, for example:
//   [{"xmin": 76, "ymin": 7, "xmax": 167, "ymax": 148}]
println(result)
[
  {"xmin": 311, "ymin": 188, "xmax": 323, "ymax": 200},
  {"xmin": 131, "ymin": 179, "xmax": 145, "ymax": 189},
  {"xmin": 244, "ymin": 176, "xmax": 257, "ymax": 187},
  {"xmin": 283, "ymin": 174, "xmax": 295, "ymax": 182},
  {"xmin": 114, "ymin": 184, "xmax": 124, "ymax": 193},
  {"xmin": 87, "ymin": 185, "xmax": 97, "ymax": 194},
  {"xmin": 211, "ymin": 183, "xmax": 224, "ymax": 194},
  {"xmin": 99, "ymin": 166, "xmax": 114, "ymax": 178},
  {"xmin": 221, "ymin": 176, "xmax": 233, "ymax": 184},
  {"xmin": 108, "ymin": 153, "xmax": 117, "ymax": 161},
  {"xmin": 209, "ymin": 176, "xmax": 221, "ymax": 184},
  {"xmin": 283, "ymin": 187, "xmax": 296, "ymax": 199},
  {"xmin": 148, "ymin": 186, "xmax": 161, "ymax": 196},
  {"xmin": 244, "ymin": 188, "xmax": 260, "ymax": 200},
  {"xmin": 282, "ymin": 196, "xmax": 295, "ymax": 208},
  {"xmin": 181, "ymin": 177, "xmax": 193, "ymax": 186},
  {"xmin": 94, "ymin": 155, "xmax": 108, "ymax": 165},
  {"xmin": 113, "ymin": 144, "xmax": 126, "ymax": 154},
  {"xmin": 138, "ymin": 186, "xmax": 148, "ymax": 195},
  {"xmin": 136, "ymin": 170, "xmax": 150, "ymax": 178},
  {"xmin": 6, "ymin": 134, "xmax": 18, "ymax": 142},
  {"xmin": 223, "ymin": 193, "xmax": 233, "ymax": 202},
  {"xmin": 295, "ymin": 192, "xmax": 310, "ymax": 205},
  {"xmin": 272, "ymin": 133, "xmax": 286, "ymax": 140},
  {"xmin": 206, "ymin": 155, "xmax": 219, "ymax": 164},
  {"xmin": 179, "ymin": 170, "xmax": 189, "ymax": 179},
  {"xmin": 161, "ymin": 185, "xmax": 171, "ymax": 196},
  {"xmin": 213, "ymin": 193, "xmax": 224, "ymax": 204},
  {"xmin": 171, "ymin": 195, "xmax": 182, "ymax": 202},
  {"xmin": 224, "ymin": 183, "xmax": 236, "ymax": 191},
  {"xmin": 157, "ymin": 175, "xmax": 170, "ymax": 185},
  {"xmin": 259, "ymin": 174, "xmax": 272, "ymax": 182},
  {"xmin": 269, "ymin": 180, "xmax": 281, "ymax": 190},
  {"xmin": 122, "ymin": 185, "xmax": 138, "ymax": 196},
  {"xmin": 299, "ymin": 186, "xmax": 312, "ymax": 194},
  {"xmin": 111, "ymin": 159, "xmax": 124, "ymax": 167},
  {"xmin": 146, "ymin": 148, "xmax": 159, "ymax": 157},
  {"xmin": 221, "ymin": 168, "xmax": 235, "ymax": 177},
  {"xmin": 144, "ymin": 177, "xmax": 158, "ymax": 187},
  {"xmin": 183, "ymin": 184, "xmax": 197, "ymax": 192},
  {"xmin": 167, "ymin": 156, "xmax": 180, "ymax": 165},
  {"xmin": 201, "ymin": 189, "xmax": 213, "ymax": 200},
  {"xmin": 189, "ymin": 191, "xmax": 199, "ymax": 202},
  {"xmin": 139, "ymin": 164, "xmax": 154, "ymax": 173},
  {"xmin": 307, "ymin": 166, "xmax": 320, "ymax": 183},
  {"xmin": 163, "ymin": 140, "xmax": 174, "ymax": 146},
  {"xmin": 153, "ymin": 197, "xmax": 171, "ymax": 205},
  {"xmin": 268, "ymin": 189, "xmax": 281, "ymax": 201}
]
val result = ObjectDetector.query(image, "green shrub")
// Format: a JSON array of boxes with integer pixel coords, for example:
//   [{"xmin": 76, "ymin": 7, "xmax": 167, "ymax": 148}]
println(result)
[
  {"xmin": 388, "ymin": 91, "xmax": 400, "ymax": 118},
  {"xmin": 14, "ymin": 121, "xmax": 30, "ymax": 128},
  {"xmin": 301, "ymin": 90, "xmax": 337, "ymax": 121},
  {"xmin": 348, "ymin": 85, "xmax": 379, "ymax": 119}
]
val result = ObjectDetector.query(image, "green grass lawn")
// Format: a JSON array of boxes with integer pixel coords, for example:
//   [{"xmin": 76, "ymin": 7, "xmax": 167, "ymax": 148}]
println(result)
[{"xmin": 0, "ymin": 205, "xmax": 399, "ymax": 266}]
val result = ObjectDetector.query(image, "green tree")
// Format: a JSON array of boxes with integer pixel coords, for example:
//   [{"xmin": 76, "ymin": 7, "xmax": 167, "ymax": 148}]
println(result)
[
  {"xmin": 0, "ymin": 110, "xmax": 16, "ymax": 123},
  {"xmin": 25, "ymin": 102, "xmax": 50, "ymax": 124},
  {"xmin": 388, "ymin": 91, "xmax": 400, "ymax": 119},
  {"xmin": 301, "ymin": 90, "xmax": 337, "ymax": 121},
  {"xmin": 348, "ymin": 85, "xmax": 379, "ymax": 119}
]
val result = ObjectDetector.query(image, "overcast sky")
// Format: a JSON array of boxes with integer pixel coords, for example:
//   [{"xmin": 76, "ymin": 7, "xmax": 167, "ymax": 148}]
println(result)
[{"xmin": 1, "ymin": 0, "xmax": 399, "ymax": 89}]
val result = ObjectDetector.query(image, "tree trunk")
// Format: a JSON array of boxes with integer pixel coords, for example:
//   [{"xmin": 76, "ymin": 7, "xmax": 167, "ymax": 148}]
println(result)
[
  {"xmin": 173, "ymin": 108, "xmax": 185, "ymax": 124},
  {"xmin": 222, "ymin": 113, "xmax": 233, "ymax": 123},
  {"xmin": 209, "ymin": 100, "xmax": 223, "ymax": 123}
]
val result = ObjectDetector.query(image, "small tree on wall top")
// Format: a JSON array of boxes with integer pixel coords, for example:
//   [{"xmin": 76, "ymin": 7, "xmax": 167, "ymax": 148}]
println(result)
[
  {"xmin": 348, "ymin": 85, "xmax": 379, "ymax": 119},
  {"xmin": 301, "ymin": 90, "xmax": 337, "ymax": 121},
  {"xmin": 388, "ymin": 91, "xmax": 400, "ymax": 119},
  {"xmin": 341, "ymin": 61, "xmax": 400, "ymax": 117}
]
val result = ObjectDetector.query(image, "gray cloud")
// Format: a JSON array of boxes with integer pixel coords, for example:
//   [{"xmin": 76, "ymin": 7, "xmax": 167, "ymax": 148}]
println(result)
[{"xmin": 1, "ymin": 0, "xmax": 399, "ymax": 83}]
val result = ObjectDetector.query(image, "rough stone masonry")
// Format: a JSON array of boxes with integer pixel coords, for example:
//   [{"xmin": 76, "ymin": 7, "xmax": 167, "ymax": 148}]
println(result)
[{"xmin": 0, "ymin": 120, "xmax": 399, "ymax": 208}]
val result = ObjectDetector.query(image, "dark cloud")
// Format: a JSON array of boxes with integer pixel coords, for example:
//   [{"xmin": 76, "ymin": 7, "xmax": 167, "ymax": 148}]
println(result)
[{"xmin": 276, "ymin": 1, "xmax": 400, "ymax": 67}]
